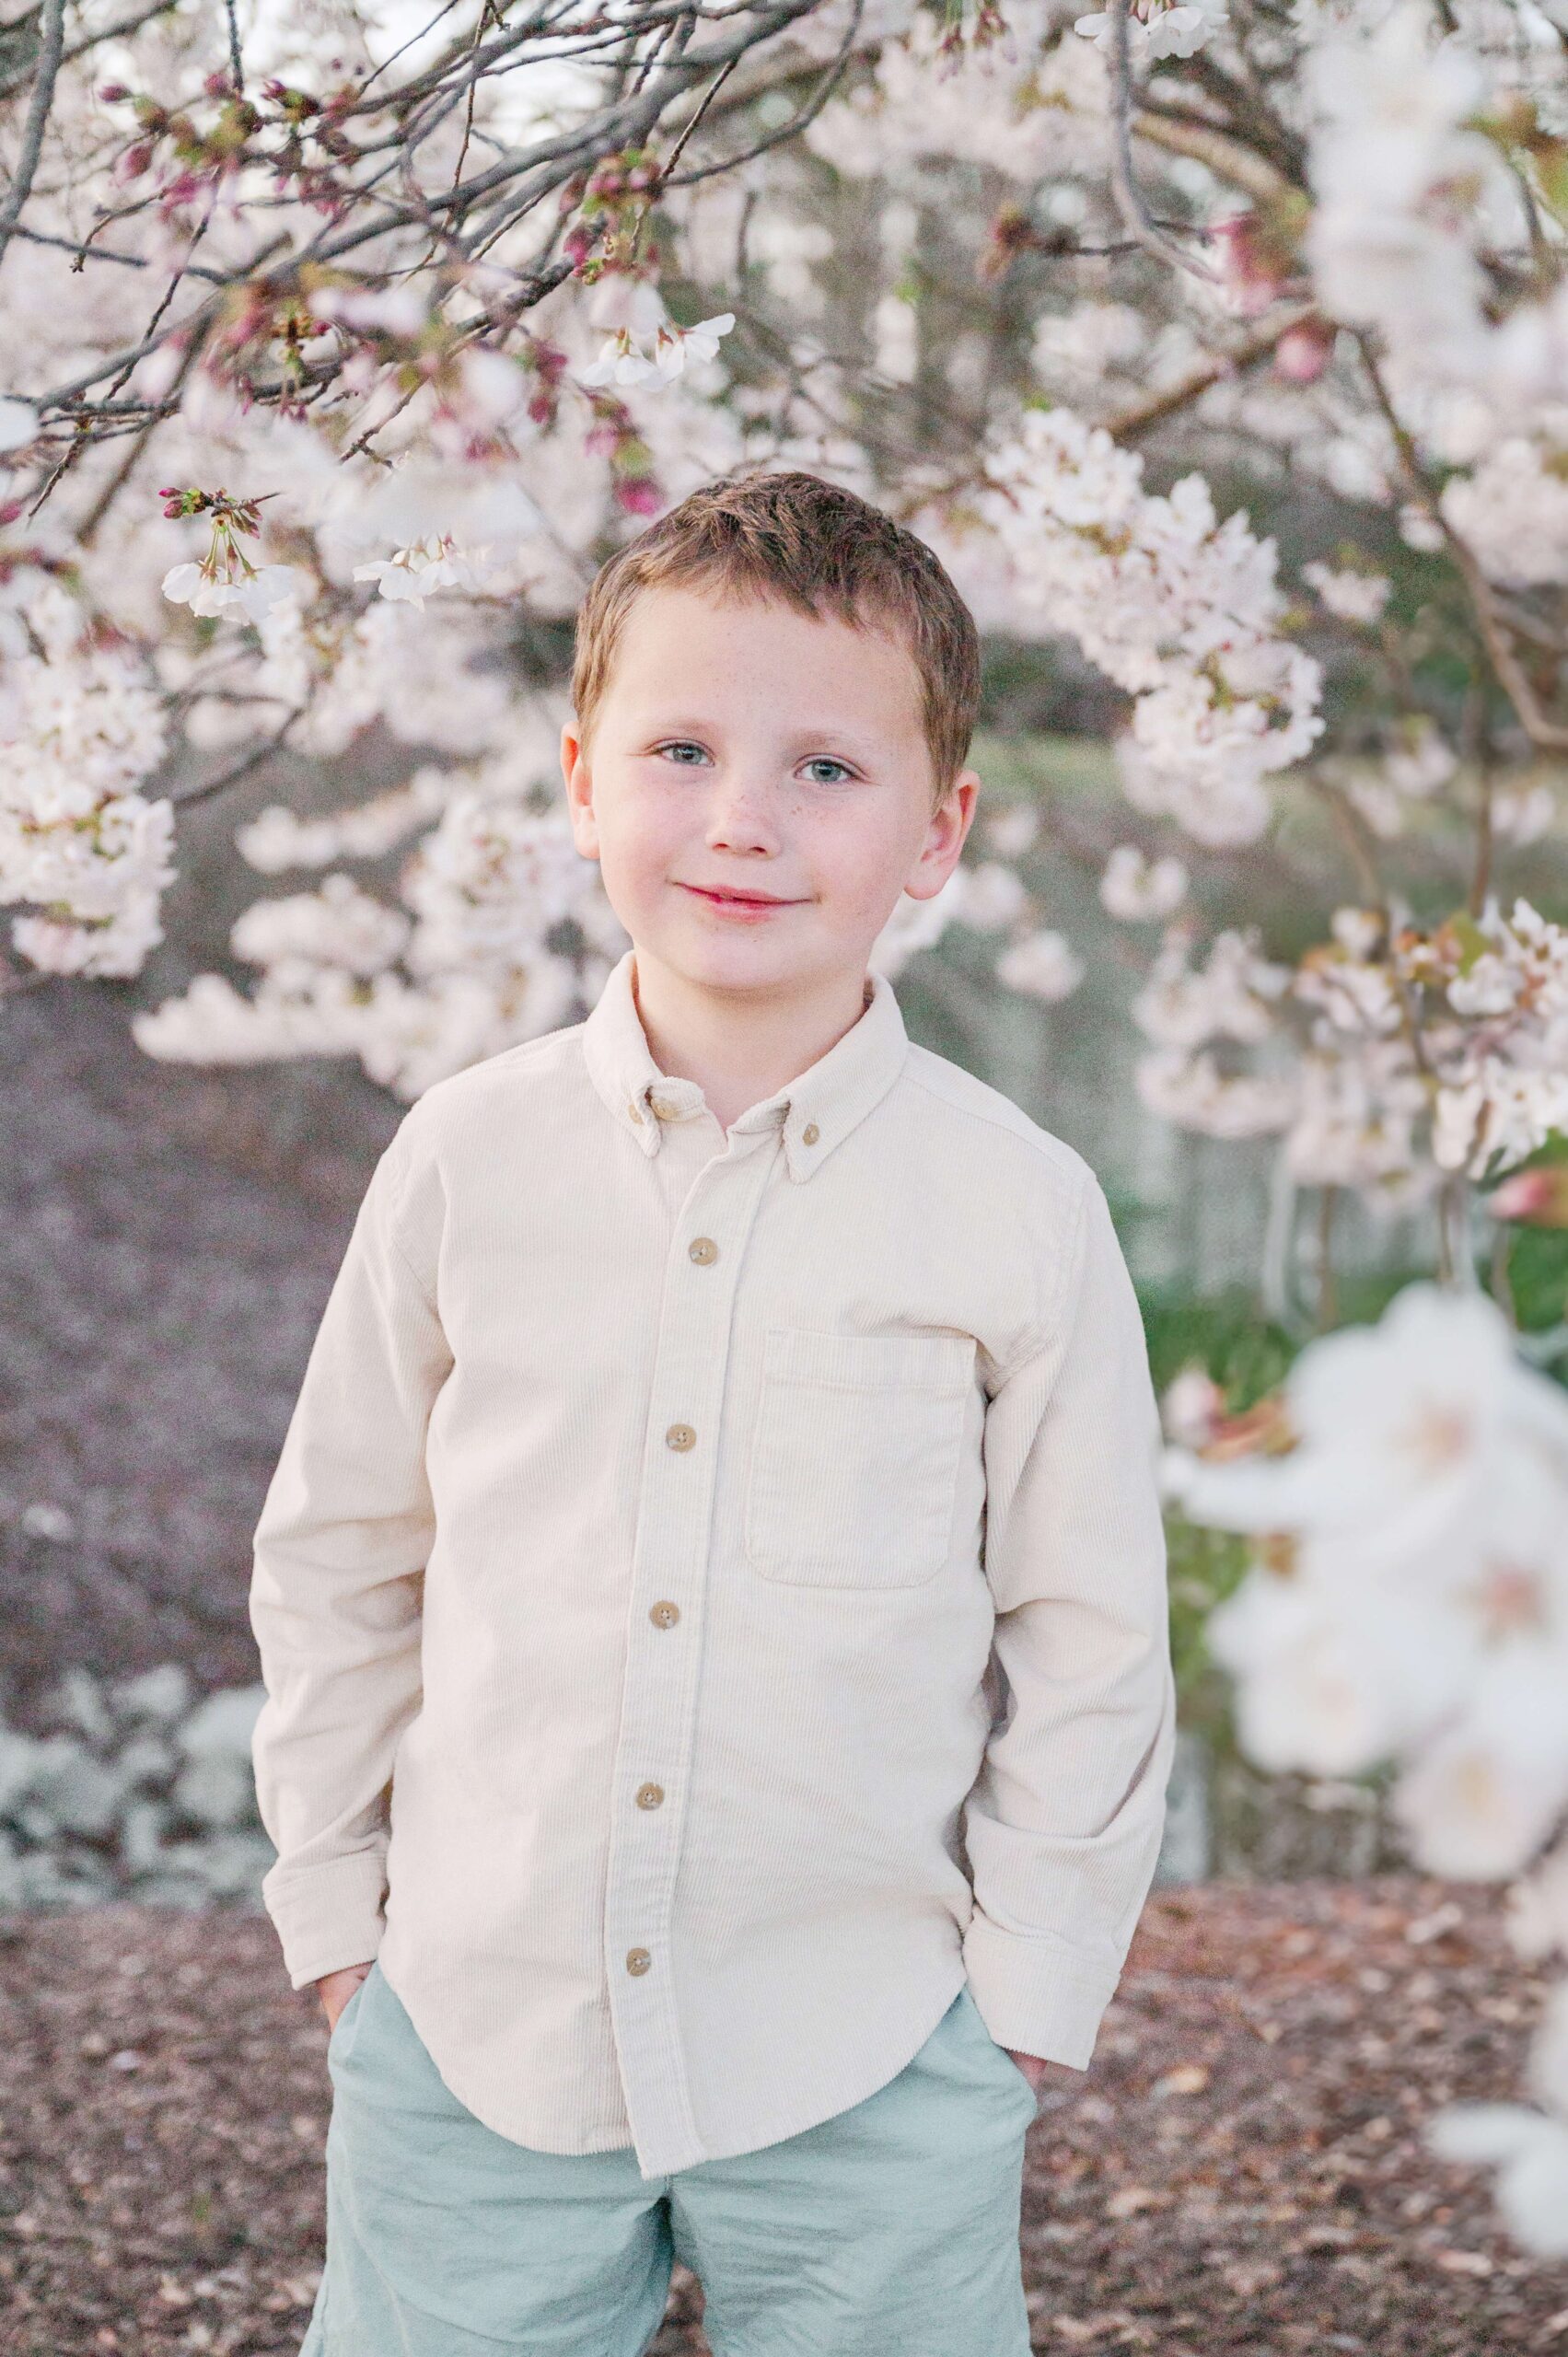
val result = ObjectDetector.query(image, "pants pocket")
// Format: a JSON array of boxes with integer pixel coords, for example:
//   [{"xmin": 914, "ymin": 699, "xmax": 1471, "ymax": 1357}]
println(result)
[
  {"xmin": 954, "ymin": 1984, "xmax": 1039, "ymax": 2118},
  {"xmin": 326, "ymin": 1959, "xmax": 377, "ymax": 2068}
]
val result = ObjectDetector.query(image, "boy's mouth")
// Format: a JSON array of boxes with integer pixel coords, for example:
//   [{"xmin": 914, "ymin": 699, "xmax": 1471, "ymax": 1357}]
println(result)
[{"xmin": 678, "ymin": 882, "xmax": 807, "ymax": 913}]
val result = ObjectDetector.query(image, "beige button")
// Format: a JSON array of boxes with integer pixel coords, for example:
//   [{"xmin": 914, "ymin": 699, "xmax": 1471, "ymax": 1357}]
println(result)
[
  {"xmin": 649, "ymin": 1599, "xmax": 680, "ymax": 1629},
  {"xmin": 626, "ymin": 1946, "xmax": 652, "ymax": 1976},
  {"xmin": 627, "ymin": 1099, "xmax": 645, "ymax": 1125},
  {"xmin": 635, "ymin": 1781, "xmax": 665, "ymax": 1809},
  {"xmin": 665, "ymin": 1422, "xmax": 696, "ymax": 1452},
  {"xmin": 650, "ymin": 1095, "xmax": 677, "ymax": 1120},
  {"xmin": 802, "ymin": 1120, "xmax": 820, "ymax": 1145},
  {"xmin": 688, "ymin": 1236, "xmax": 718, "ymax": 1265}
]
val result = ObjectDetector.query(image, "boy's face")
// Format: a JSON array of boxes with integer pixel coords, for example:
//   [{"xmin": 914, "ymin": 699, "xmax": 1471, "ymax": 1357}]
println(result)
[{"xmin": 561, "ymin": 583, "xmax": 979, "ymax": 1003}]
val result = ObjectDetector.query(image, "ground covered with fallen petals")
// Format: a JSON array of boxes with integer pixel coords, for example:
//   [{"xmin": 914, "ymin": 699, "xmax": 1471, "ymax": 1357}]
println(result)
[{"xmin": 3, "ymin": 1878, "xmax": 1565, "ymax": 2354}]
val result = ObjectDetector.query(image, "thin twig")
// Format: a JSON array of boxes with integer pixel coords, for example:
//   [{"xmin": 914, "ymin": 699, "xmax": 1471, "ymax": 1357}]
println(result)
[
  {"xmin": 657, "ymin": 0, "xmax": 863, "ymax": 195},
  {"xmin": 170, "ymin": 710, "xmax": 308, "ymax": 809},
  {"xmin": 75, "ymin": 323, "xmax": 210, "ymax": 546},
  {"xmin": 1308, "ymin": 774, "xmax": 1386, "ymax": 911},
  {"xmin": 1308, "ymin": 1182, "xmax": 1340, "ymax": 1332}
]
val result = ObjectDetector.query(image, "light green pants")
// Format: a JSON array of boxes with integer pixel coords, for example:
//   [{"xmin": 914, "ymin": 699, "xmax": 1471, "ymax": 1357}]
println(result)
[{"xmin": 300, "ymin": 1957, "xmax": 1038, "ymax": 2356}]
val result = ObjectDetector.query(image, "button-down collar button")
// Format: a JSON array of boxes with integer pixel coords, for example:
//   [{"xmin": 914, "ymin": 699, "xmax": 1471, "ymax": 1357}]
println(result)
[
  {"xmin": 649, "ymin": 1600, "xmax": 680, "ymax": 1628},
  {"xmin": 625, "ymin": 1946, "xmax": 652, "ymax": 1975},
  {"xmin": 634, "ymin": 1782, "xmax": 665, "ymax": 1809},
  {"xmin": 627, "ymin": 1098, "xmax": 645, "ymax": 1125},
  {"xmin": 649, "ymin": 1094, "xmax": 677, "ymax": 1120},
  {"xmin": 665, "ymin": 1422, "xmax": 696, "ymax": 1452},
  {"xmin": 801, "ymin": 1120, "xmax": 820, "ymax": 1145},
  {"xmin": 688, "ymin": 1236, "xmax": 718, "ymax": 1264}
]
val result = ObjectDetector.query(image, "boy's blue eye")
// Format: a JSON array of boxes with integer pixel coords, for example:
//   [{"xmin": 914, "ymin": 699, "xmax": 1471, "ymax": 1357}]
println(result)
[
  {"xmin": 804, "ymin": 759, "xmax": 852, "ymax": 784},
  {"xmin": 658, "ymin": 742, "xmax": 709, "ymax": 765}
]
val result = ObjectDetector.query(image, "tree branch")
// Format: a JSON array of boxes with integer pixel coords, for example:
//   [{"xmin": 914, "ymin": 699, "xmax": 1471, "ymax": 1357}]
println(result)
[
  {"xmin": 1129, "ymin": 105, "xmax": 1295, "ymax": 207},
  {"xmin": 1106, "ymin": 0, "xmax": 1220, "ymax": 284},
  {"xmin": 0, "ymin": 0, "xmax": 67, "ymax": 279},
  {"xmin": 1106, "ymin": 298, "xmax": 1318, "ymax": 439}
]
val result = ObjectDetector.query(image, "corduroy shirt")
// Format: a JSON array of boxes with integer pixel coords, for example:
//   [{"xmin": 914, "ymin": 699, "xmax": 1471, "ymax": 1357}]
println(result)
[{"xmin": 250, "ymin": 945, "xmax": 1176, "ymax": 2180}]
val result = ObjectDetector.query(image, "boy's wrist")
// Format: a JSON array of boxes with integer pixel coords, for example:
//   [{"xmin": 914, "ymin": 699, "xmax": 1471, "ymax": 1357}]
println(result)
[{"xmin": 315, "ymin": 1959, "xmax": 374, "ymax": 2030}]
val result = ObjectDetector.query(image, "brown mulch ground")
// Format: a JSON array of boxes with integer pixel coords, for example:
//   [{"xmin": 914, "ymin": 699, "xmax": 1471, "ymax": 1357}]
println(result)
[{"xmin": 3, "ymin": 1877, "xmax": 1566, "ymax": 2355}]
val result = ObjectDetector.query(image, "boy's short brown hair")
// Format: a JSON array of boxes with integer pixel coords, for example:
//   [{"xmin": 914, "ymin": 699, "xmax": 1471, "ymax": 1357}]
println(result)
[{"xmin": 570, "ymin": 467, "xmax": 981, "ymax": 809}]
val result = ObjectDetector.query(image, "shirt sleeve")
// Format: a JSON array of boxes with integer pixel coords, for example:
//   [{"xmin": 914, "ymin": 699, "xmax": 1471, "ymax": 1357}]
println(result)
[
  {"xmin": 249, "ymin": 1115, "xmax": 450, "ymax": 1992},
  {"xmin": 961, "ymin": 1167, "xmax": 1176, "ymax": 2069}
]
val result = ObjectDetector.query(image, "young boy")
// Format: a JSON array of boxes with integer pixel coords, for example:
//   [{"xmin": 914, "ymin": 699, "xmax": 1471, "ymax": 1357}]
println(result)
[{"xmin": 250, "ymin": 467, "xmax": 1176, "ymax": 2357}]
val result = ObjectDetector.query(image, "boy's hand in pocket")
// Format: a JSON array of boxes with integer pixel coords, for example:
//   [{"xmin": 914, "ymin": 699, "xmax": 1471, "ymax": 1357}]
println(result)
[
  {"xmin": 1004, "ymin": 2049, "xmax": 1063, "ymax": 2096},
  {"xmin": 317, "ymin": 1961, "xmax": 374, "ymax": 2035}
]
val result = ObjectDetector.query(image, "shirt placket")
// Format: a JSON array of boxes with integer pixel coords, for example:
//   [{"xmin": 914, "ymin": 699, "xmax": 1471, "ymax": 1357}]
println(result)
[{"xmin": 602, "ymin": 1116, "xmax": 784, "ymax": 2177}]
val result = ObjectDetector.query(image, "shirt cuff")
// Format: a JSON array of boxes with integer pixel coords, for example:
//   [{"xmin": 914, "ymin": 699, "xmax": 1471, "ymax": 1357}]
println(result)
[
  {"xmin": 260, "ymin": 1849, "xmax": 389, "ymax": 1991},
  {"xmin": 961, "ymin": 1909, "xmax": 1121, "ymax": 2070}
]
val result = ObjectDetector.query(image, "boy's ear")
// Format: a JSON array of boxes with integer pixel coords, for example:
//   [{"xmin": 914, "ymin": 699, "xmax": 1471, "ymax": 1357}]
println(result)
[
  {"xmin": 934, "ymin": 763, "xmax": 985, "ymax": 857},
  {"xmin": 562, "ymin": 718, "xmax": 600, "ymax": 859},
  {"xmin": 902, "ymin": 766, "xmax": 980, "ymax": 901}
]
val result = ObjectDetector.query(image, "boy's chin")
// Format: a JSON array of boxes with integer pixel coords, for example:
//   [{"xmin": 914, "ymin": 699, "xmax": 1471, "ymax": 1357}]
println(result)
[{"xmin": 639, "ymin": 920, "xmax": 860, "ymax": 997}]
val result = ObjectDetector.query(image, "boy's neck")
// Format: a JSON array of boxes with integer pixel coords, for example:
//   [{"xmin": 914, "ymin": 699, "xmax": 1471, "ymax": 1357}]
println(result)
[{"xmin": 629, "ymin": 946, "xmax": 873, "ymax": 1134}]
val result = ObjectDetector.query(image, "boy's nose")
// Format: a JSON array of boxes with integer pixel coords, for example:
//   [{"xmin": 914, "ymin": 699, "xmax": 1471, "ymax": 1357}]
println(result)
[{"xmin": 704, "ymin": 777, "xmax": 781, "ymax": 850}]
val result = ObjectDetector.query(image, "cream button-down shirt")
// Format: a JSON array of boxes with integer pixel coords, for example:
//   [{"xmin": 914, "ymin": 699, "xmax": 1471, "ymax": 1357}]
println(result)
[{"xmin": 250, "ymin": 946, "xmax": 1176, "ymax": 2180}]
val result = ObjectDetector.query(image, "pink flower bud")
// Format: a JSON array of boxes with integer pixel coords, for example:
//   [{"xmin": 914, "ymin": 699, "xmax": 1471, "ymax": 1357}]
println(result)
[
  {"xmin": 1274, "ymin": 319, "xmax": 1335, "ymax": 384},
  {"xmin": 1489, "ymin": 1167, "xmax": 1568, "ymax": 1226},
  {"xmin": 1208, "ymin": 213, "xmax": 1286, "ymax": 319}
]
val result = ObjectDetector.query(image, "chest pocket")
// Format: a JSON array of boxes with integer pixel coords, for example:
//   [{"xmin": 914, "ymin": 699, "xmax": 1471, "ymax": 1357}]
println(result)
[{"xmin": 744, "ymin": 1325, "xmax": 976, "ymax": 1589}]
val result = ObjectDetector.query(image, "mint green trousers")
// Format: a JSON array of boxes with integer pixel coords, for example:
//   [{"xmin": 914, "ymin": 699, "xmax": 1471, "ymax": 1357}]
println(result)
[{"xmin": 299, "ymin": 1957, "xmax": 1038, "ymax": 2356}]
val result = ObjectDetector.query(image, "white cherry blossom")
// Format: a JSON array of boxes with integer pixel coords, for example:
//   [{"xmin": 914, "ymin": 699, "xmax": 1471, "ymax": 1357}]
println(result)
[
  {"xmin": 1100, "ymin": 843, "xmax": 1189, "ymax": 922},
  {"xmin": 162, "ymin": 561, "xmax": 305, "ymax": 624},
  {"xmin": 1428, "ymin": 2099, "xmax": 1568, "ymax": 2258},
  {"xmin": 994, "ymin": 926, "xmax": 1086, "ymax": 1001},
  {"xmin": 1301, "ymin": 562, "xmax": 1392, "ymax": 625},
  {"xmin": 1135, "ymin": 1048, "xmax": 1295, "ymax": 1137},
  {"xmin": 351, "ymin": 538, "xmax": 505, "ymax": 606},
  {"xmin": 1075, "ymin": 0, "xmax": 1227, "ymax": 60},
  {"xmin": 581, "ymin": 309, "xmax": 737, "ymax": 389},
  {"xmin": 1505, "ymin": 1851, "xmax": 1568, "ymax": 1964},
  {"xmin": 949, "ymin": 859, "xmax": 1030, "ymax": 930}
]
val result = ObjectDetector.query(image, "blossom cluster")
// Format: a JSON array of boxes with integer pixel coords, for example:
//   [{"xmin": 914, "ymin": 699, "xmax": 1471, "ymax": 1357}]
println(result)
[
  {"xmin": 1426, "ymin": 903, "xmax": 1568, "ymax": 1179},
  {"xmin": 1098, "ymin": 900, "xmax": 1568, "ymax": 1202},
  {"xmin": 980, "ymin": 406, "xmax": 1324, "ymax": 847},
  {"xmin": 133, "ymin": 755, "xmax": 631, "ymax": 1099},
  {"xmin": 0, "ymin": 584, "xmax": 175, "ymax": 977},
  {"xmin": 1303, "ymin": 0, "xmax": 1568, "ymax": 593}
]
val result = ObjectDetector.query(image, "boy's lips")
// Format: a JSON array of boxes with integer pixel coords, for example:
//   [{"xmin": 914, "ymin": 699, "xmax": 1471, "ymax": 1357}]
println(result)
[{"xmin": 678, "ymin": 882, "xmax": 807, "ymax": 912}]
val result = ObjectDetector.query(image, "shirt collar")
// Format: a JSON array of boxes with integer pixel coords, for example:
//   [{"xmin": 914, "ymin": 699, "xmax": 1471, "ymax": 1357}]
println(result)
[{"xmin": 580, "ymin": 947, "xmax": 908, "ymax": 1182}]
